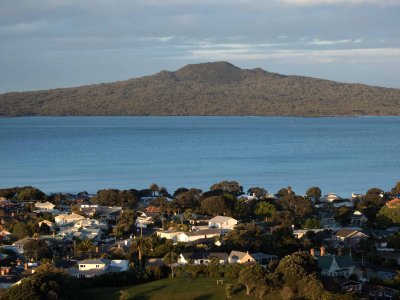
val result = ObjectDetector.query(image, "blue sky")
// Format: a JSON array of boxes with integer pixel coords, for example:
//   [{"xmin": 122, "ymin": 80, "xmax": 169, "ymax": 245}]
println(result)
[{"xmin": 1, "ymin": 0, "xmax": 399, "ymax": 93}]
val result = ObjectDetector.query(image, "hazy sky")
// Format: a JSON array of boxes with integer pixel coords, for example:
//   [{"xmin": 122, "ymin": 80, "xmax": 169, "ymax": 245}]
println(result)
[{"xmin": 1, "ymin": 0, "xmax": 400, "ymax": 93}]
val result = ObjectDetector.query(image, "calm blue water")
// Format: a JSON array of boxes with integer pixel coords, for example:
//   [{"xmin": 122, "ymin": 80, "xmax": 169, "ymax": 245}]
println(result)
[{"xmin": 0, "ymin": 116, "xmax": 399, "ymax": 197}]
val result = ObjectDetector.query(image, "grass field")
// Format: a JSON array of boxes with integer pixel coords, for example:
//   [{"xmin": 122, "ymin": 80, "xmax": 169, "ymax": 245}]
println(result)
[{"xmin": 83, "ymin": 277, "xmax": 282, "ymax": 300}]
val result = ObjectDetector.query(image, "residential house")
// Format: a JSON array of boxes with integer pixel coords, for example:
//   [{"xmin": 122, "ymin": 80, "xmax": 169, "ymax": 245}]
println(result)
[
  {"xmin": 317, "ymin": 255, "xmax": 355, "ymax": 278},
  {"xmin": 228, "ymin": 251, "xmax": 255, "ymax": 264},
  {"xmin": 156, "ymin": 230, "xmax": 183, "ymax": 242},
  {"xmin": 333, "ymin": 201, "xmax": 354, "ymax": 208},
  {"xmin": 74, "ymin": 218, "xmax": 107, "ymax": 230},
  {"xmin": 136, "ymin": 212, "xmax": 159, "ymax": 228},
  {"xmin": 251, "ymin": 253, "xmax": 278, "ymax": 265},
  {"xmin": 145, "ymin": 206, "xmax": 161, "ymax": 213},
  {"xmin": 335, "ymin": 228, "xmax": 369, "ymax": 249},
  {"xmin": 178, "ymin": 252, "xmax": 228, "ymax": 265},
  {"xmin": 68, "ymin": 259, "xmax": 128, "ymax": 279},
  {"xmin": 367, "ymin": 286, "xmax": 399, "ymax": 300},
  {"xmin": 177, "ymin": 229, "xmax": 221, "ymax": 243},
  {"xmin": 38, "ymin": 220, "xmax": 55, "ymax": 229},
  {"xmin": 340, "ymin": 280, "xmax": 363, "ymax": 293},
  {"xmin": 34, "ymin": 201, "xmax": 55, "ymax": 211},
  {"xmin": 55, "ymin": 213, "xmax": 85, "ymax": 225},
  {"xmin": 208, "ymin": 216, "xmax": 238, "ymax": 231},
  {"xmin": 351, "ymin": 210, "xmax": 368, "ymax": 226},
  {"xmin": 322, "ymin": 193, "xmax": 342, "ymax": 203},
  {"xmin": 293, "ymin": 229, "xmax": 325, "ymax": 239},
  {"xmin": 319, "ymin": 211, "xmax": 339, "ymax": 229}
]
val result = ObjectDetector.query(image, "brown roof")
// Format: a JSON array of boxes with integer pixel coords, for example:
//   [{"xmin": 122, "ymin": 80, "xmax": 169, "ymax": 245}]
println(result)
[{"xmin": 146, "ymin": 206, "xmax": 161, "ymax": 213}]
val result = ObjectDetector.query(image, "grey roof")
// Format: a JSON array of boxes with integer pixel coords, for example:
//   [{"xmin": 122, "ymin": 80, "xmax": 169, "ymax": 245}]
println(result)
[
  {"xmin": 181, "ymin": 229, "xmax": 220, "ymax": 237},
  {"xmin": 181, "ymin": 252, "xmax": 228, "ymax": 260},
  {"xmin": 317, "ymin": 255, "xmax": 355, "ymax": 270},
  {"xmin": 78, "ymin": 258, "xmax": 110, "ymax": 265},
  {"xmin": 251, "ymin": 252, "xmax": 278, "ymax": 260}
]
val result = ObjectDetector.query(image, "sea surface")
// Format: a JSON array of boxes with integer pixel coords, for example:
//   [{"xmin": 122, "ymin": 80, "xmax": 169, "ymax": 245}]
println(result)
[{"xmin": 0, "ymin": 116, "xmax": 399, "ymax": 197}]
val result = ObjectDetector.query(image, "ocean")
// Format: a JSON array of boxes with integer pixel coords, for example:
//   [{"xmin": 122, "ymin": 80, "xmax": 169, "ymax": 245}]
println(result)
[{"xmin": 0, "ymin": 116, "xmax": 399, "ymax": 197}]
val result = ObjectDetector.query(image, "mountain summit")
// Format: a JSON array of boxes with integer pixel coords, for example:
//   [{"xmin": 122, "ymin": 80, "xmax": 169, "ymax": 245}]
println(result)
[{"xmin": 1, "ymin": 62, "xmax": 400, "ymax": 116}]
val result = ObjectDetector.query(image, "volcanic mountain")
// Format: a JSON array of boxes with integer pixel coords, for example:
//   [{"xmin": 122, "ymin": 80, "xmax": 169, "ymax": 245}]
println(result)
[{"xmin": 1, "ymin": 61, "xmax": 399, "ymax": 116}]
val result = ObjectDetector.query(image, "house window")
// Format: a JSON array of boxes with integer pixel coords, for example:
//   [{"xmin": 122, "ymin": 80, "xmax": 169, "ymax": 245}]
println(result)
[
  {"xmin": 96, "ymin": 265, "xmax": 99, "ymax": 268},
  {"xmin": 80, "ymin": 265, "xmax": 84, "ymax": 268}
]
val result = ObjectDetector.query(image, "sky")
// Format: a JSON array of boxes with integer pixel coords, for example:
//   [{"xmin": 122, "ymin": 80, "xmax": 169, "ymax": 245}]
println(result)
[{"xmin": 1, "ymin": 0, "xmax": 400, "ymax": 93}]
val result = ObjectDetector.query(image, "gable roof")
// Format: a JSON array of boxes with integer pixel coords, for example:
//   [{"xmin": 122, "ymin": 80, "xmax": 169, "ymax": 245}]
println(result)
[
  {"xmin": 34, "ymin": 201, "xmax": 55, "ymax": 208},
  {"xmin": 209, "ymin": 216, "xmax": 236, "ymax": 223},
  {"xmin": 228, "ymin": 250, "xmax": 252, "ymax": 261},
  {"xmin": 317, "ymin": 255, "xmax": 355, "ymax": 270},
  {"xmin": 336, "ymin": 228, "xmax": 369, "ymax": 238}
]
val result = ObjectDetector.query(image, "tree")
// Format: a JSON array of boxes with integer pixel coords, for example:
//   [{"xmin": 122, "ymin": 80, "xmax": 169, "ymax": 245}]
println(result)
[
  {"xmin": 201, "ymin": 196, "xmax": 228, "ymax": 216},
  {"xmin": 163, "ymin": 252, "xmax": 178, "ymax": 265},
  {"xmin": 23, "ymin": 239, "xmax": 52, "ymax": 261},
  {"xmin": 149, "ymin": 183, "xmax": 159, "ymax": 196},
  {"xmin": 158, "ymin": 186, "xmax": 169, "ymax": 197},
  {"xmin": 11, "ymin": 221, "xmax": 34, "ymax": 240},
  {"xmin": 247, "ymin": 187, "xmax": 268, "ymax": 198},
  {"xmin": 334, "ymin": 206, "xmax": 353, "ymax": 225},
  {"xmin": 276, "ymin": 187, "xmax": 295, "ymax": 198},
  {"xmin": 130, "ymin": 236, "xmax": 153, "ymax": 269},
  {"xmin": 94, "ymin": 189, "xmax": 138, "ymax": 208},
  {"xmin": 391, "ymin": 181, "xmax": 400, "ymax": 196},
  {"xmin": 78, "ymin": 239, "xmax": 95, "ymax": 257},
  {"xmin": 303, "ymin": 218, "xmax": 321, "ymax": 229},
  {"xmin": 7, "ymin": 262, "xmax": 79, "ymax": 300},
  {"xmin": 16, "ymin": 187, "xmax": 46, "ymax": 201},
  {"xmin": 225, "ymin": 223, "xmax": 264, "ymax": 251},
  {"xmin": 306, "ymin": 187, "xmax": 321, "ymax": 202},
  {"xmin": 239, "ymin": 263, "xmax": 265, "ymax": 295},
  {"xmin": 254, "ymin": 201, "xmax": 276, "ymax": 220},
  {"xmin": 275, "ymin": 251, "xmax": 318, "ymax": 294},
  {"xmin": 210, "ymin": 181, "xmax": 243, "ymax": 196},
  {"xmin": 277, "ymin": 195, "xmax": 314, "ymax": 226}
]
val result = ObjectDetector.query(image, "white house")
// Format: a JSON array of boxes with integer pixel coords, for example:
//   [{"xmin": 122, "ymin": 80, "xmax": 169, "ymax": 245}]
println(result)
[
  {"xmin": 34, "ymin": 201, "xmax": 55, "ymax": 211},
  {"xmin": 55, "ymin": 213, "xmax": 85, "ymax": 225},
  {"xmin": 157, "ymin": 230, "xmax": 184, "ymax": 242},
  {"xmin": 321, "ymin": 193, "xmax": 341, "ymax": 203},
  {"xmin": 208, "ymin": 216, "xmax": 237, "ymax": 230},
  {"xmin": 177, "ymin": 229, "xmax": 221, "ymax": 243},
  {"xmin": 69, "ymin": 259, "xmax": 129, "ymax": 279},
  {"xmin": 228, "ymin": 251, "xmax": 255, "ymax": 264}
]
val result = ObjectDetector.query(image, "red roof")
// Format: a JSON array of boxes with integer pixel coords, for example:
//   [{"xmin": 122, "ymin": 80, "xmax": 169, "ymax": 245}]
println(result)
[{"xmin": 146, "ymin": 206, "xmax": 161, "ymax": 213}]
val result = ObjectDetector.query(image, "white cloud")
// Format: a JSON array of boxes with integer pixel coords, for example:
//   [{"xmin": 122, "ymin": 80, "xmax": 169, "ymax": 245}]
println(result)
[
  {"xmin": 309, "ymin": 39, "xmax": 352, "ymax": 45},
  {"xmin": 186, "ymin": 47, "xmax": 400, "ymax": 63}
]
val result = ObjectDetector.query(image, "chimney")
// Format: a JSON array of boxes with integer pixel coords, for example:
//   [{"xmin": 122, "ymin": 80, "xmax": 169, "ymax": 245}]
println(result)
[
  {"xmin": 5, "ymin": 268, "xmax": 10, "ymax": 274},
  {"xmin": 320, "ymin": 246, "xmax": 325, "ymax": 257},
  {"xmin": 96, "ymin": 246, "xmax": 99, "ymax": 253},
  {"xmin": 310, "ymin": 248, "xmax": 315, "ymax": 257},
  {"xmin": 52, "ymin": 231, "xmax": 55, "ymax": 238},
  {"xmin": 1, "ymin": 269, "xmax": 4, "ymax": 276},
  {"xmin": 338, "ymin": 248, "xmax": 342, "ymax": 256},
  {"xmin": 24, "ymin": 262, "xmax": 28, "ymax": 270},
  {"xmin": 16, "ymin": 259, "xmax": 21, "ymax": 266}
]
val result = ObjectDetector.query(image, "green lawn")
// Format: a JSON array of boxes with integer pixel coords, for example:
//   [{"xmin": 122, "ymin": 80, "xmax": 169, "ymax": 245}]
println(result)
[{"xmin": 83, "ymin": 277, "xmax": 282, "ymax": 300}]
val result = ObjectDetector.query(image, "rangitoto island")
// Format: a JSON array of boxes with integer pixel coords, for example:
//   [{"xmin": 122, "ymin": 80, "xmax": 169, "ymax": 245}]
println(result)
[{"xmin": 1, "ymin": 61, "xmax": 400, "ymax": 117}]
